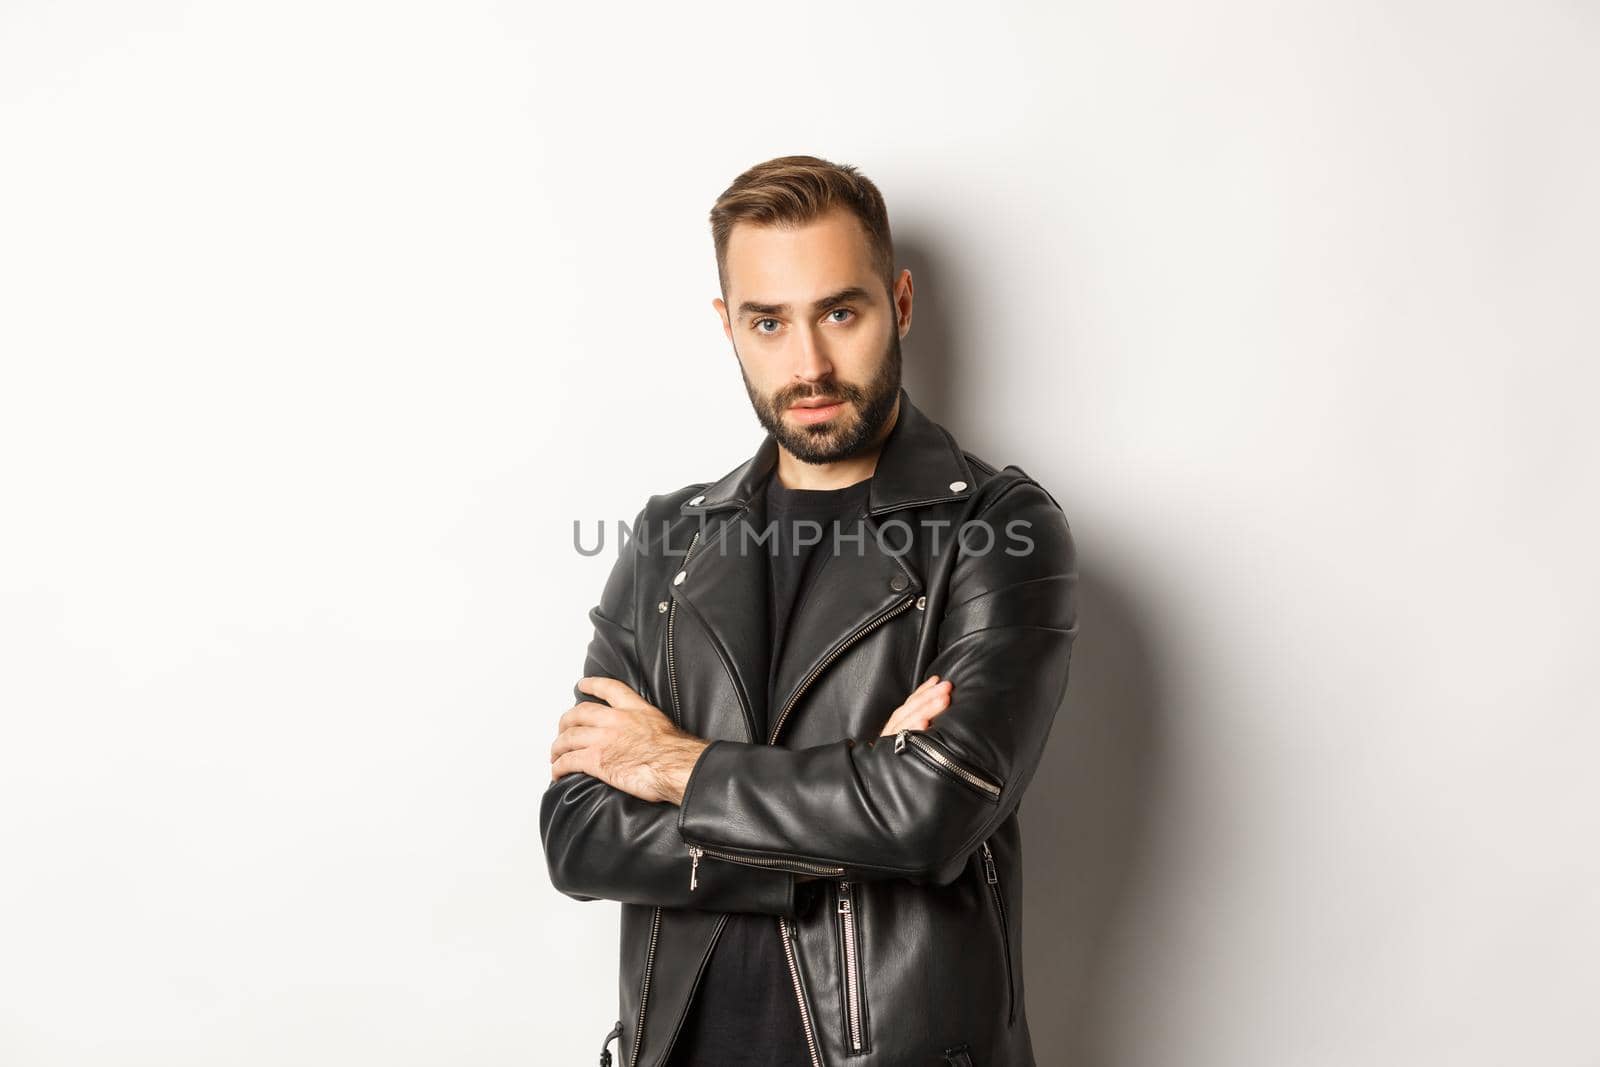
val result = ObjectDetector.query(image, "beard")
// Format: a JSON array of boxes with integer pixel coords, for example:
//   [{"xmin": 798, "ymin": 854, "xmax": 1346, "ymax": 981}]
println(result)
[{"xmin": 739, "ymin": 327, "xmax": 903, "ymax": 465}]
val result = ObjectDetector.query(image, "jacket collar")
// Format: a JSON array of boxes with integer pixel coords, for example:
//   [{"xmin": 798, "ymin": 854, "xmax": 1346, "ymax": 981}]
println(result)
[{"xmin": 680, "ymin": 386, "xmax": 974, "ymax": 517}]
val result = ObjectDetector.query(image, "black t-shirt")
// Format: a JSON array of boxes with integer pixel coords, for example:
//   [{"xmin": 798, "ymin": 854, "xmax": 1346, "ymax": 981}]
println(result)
[
  {"xmin": 663, "ymin": 471, "xmax": 872, "ymax": 1067},
  {"xmin": 763, "ymin": 473, "xmax": 874, "ymax": 726}
]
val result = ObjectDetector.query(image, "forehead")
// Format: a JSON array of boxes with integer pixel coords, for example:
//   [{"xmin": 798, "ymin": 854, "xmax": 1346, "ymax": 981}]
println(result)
[{"xmin": 723, "ymin": 208, "xmax": 878, "ymax": 311}]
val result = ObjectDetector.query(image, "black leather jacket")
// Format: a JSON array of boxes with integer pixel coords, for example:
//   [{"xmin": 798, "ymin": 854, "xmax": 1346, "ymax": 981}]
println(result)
[{"xmin": 541, "ymin": 388, "xmax": 1078, "ymax": 1067}]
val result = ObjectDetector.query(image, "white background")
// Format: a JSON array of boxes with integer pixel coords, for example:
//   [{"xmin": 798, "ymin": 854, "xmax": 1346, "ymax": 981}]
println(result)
[{"xmin": 2, "ymin": 1, "xmax": 1595, "ymax": 1064}]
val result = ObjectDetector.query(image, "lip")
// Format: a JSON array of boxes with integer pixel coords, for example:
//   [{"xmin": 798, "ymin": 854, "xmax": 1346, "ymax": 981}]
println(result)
[{"xmin": 787, "ymin": 399, "xmax": 846, "ymax": 424}]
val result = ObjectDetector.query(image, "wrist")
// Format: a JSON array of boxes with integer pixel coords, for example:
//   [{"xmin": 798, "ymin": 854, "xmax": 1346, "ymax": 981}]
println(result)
[{"xmin": 659, "ymin": 735, "xmax": 711, "ymax": 806}]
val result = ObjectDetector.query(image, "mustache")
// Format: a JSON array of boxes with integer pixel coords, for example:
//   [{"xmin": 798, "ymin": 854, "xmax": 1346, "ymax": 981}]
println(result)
[{"xmin": 775, "ymin": 385, "xmax": 861, "ymax": 407}]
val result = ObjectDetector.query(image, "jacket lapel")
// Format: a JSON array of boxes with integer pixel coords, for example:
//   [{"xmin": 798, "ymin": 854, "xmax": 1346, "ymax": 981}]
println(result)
[
  {"xmin": 673, "ymin": 387, "xmax": 975, "ymax": 746},
  {"xmin": 672, "ymin": 503, "xmax": 771, "ymax": 743},
  {"xmin": 763, "ymin": 510, "xmax": 921, "ymax": 742}
]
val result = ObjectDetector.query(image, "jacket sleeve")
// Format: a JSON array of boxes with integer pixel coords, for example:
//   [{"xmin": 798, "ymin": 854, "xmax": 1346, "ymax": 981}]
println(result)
[
  {"xmin": 675, "ymin": 477, "xmax": 1078, "ymax": 887},
  {"xmin": 539, "ymin": 500, "xmax": 801, "ymax": 917}
]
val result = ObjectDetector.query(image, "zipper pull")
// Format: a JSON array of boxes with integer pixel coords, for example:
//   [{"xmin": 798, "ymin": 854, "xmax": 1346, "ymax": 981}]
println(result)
[
  {"xmin": 980, "ymin": 840, "xmax": 998, "ymax": 884},
  {"xmin": 894, "ymin": 729, "xmax": 908, "ymax": 753},
  {"xmin": 689, "ymin": 845, "xmax": 703, "ymax": 892},
  {"xmin": 837, "ymin": 880, "xmax": 852, "ymax": 914},
  {"xmin": 598, "ymin": 1018, "xmax": 623, "ymax": 1066}
]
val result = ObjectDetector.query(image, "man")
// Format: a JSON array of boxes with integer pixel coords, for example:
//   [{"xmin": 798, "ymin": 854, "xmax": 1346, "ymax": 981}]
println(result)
[{"xmin": 541, "ymin": 155, "xmax": 1078, "ymax": 1067}]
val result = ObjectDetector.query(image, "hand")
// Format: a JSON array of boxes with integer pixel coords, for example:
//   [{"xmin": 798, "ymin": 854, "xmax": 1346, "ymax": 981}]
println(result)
[
  {"xmin": 550, "ymin": 676, "xmax": 710, "ymax": 805},
  {"xmin": 878, "ymin": 674, "xmax": 954, "ymax": 737}
]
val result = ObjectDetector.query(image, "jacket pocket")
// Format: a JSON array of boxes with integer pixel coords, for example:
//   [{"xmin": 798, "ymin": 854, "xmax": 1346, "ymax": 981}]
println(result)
[
  {"xmin": 893, "ymin": 728, "xmax": 1003, "ymax": 800},
  {"xmin": 980, "ymin": 839, "xmax": 1016, "ymax": 1026},
  {"xmin": 835, "ymin": 879, "xmax": 871, "ymax": 1054}
]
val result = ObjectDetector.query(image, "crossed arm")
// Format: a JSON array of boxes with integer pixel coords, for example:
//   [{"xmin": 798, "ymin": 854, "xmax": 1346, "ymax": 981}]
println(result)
[
  {"xmin": 538, "ymin": 593, "xmax": 952, "ymax": 914},
  {"xmin": 538, "ymin": 481, "xmax": 1077, "ymax": 914}
]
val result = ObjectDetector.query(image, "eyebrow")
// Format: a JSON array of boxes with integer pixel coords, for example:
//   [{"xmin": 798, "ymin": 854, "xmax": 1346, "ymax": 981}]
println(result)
[{"xmin": 737, "ymin": 286, "xmax": 872, "ymax": 320}]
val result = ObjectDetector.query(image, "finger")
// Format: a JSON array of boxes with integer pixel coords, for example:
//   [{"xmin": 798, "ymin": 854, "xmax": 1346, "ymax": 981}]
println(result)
[
  {"xmin": 550, "ymin": 748, "xmax": 596, "ymax": 782},
  {"xmin": 881, "ymin": 680, "xmax": 951, "ymax": 736},
  {"xmin": 881, "ymin": 689, "xmax": 929, "ymax": 737},
  {"xmin": 882, "ymin": 688, "xmax": 929, "ymax": 737},
  {"xmin": 906, "ymin": 680, "xmax": 952, "ymax": 719},
  {"xmin": 880, "ymin": 697, "xmax": 916, "ymax": 737},
  {"xmin": 881, "ymin": 680, "xmax": 930, "ymax": 735},
  {"xmin": 559, "ymin": 701, "xmax": 617, "ymax": 732},
  {"xmin": 576, "ymin": 675, "xmax": 643, "ymax": 708},
  {"xmin": 906, "ymin": 684, "xmax": 951, "ymax": 727},
  {"xmin": 550, "ymin": 725, "xmax": 605, "ymax": 762}
]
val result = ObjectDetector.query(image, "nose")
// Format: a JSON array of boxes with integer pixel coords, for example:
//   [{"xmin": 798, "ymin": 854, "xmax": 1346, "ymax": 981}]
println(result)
[{"xmin": 793, "ymin": 322, "xmax": 833, "ymax": 384}]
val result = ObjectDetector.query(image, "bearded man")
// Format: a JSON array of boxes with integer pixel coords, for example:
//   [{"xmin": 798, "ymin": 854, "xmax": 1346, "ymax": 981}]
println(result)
[{"xmin": 542, "ymin": 154, "xmax": 1078, "ymax": 1067}]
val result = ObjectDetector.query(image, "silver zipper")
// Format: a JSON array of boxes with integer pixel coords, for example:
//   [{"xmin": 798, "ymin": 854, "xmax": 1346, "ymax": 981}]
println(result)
[
  {"xmin": 688, "ymin": 843, "xmax": 844, "ymax": 892},
  {"xmin": 781, "ymin": 916, "xmax": 825, "ymax": 1067},
  {"xmin": 894, "ymin": 729, "xmax": 1003, "ymax": 800},
  {"xmin": 769, "ymin": 591, "xmax": 917, "ymax": 745},
  {"xmin": 837, "ymin": 880, "xmax": 866, "ymax": 1052},
  {"xmin": 631, "ymin": 526, "xmax": 702, "ymax": 1067},
  {"xmin": 630, "ymin": 905, "xmax": 661, "ymax": 1067},
  {"xmin": 681, "ymin": 588, "xmax": 917, "ymax": 885},
  {"xmin": 673, "ymin": 531, "xmax": 912, "ymax": 1066},
  {"xmin": 752, "ymin": 591, "xmax": 913, "ymax": 1065},
  {"xmin": 980, "ymin": 839, "xmax": 1016, "ymax": 1026}
]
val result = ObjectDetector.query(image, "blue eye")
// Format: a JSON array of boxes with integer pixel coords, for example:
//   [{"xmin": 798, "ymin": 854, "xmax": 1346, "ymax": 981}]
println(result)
[
  {"xmin": 755, "ymin": 318, "xmax": 779, "ymax": 334},
  {"xmin": 827, "ymin": 308, "xmax": 853, "ymax": 323}
]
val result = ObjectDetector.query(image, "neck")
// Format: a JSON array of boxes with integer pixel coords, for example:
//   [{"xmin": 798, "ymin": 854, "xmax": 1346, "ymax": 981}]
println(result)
[{"xmin": 773, "ymin": 393, "xmax": 901, "ymax": 490}]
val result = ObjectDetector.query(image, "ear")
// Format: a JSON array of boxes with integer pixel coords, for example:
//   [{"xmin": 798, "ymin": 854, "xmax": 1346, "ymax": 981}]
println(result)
[
  {"xmin": 712, "ymin": 296, "xmax": 733, "ymax": 342},
  {"xmin": 892, "ymin": 269, "xmax": 914, "ymax": 336}
]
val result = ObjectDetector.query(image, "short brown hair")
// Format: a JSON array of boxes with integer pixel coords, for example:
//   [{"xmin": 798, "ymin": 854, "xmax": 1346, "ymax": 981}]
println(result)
[{"xmin": 709, "ymin": 155, "xmax": 895, "ymax": 299}]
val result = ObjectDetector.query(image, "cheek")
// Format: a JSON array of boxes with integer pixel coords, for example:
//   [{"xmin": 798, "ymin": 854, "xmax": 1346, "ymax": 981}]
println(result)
[
  {"xmin": 735, "ymin": 356, "xmax": 785, "ymax": 402},
  {"xmin": 836, "ymin": 333, "xmax": 891, "ymax": 380}
]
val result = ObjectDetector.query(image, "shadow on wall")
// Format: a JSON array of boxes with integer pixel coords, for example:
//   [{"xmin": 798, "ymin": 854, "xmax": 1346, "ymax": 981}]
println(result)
[
  {"xmin": 897, "ymin": 235, "xmax": 1168, "ymax": 1067},
  {"xmin": 1022, "ymin": 568, "xmax": 1165, "ymax": 1067},
  {"xmin": 896, "ymin": 234, "xmax": 968, "ymax": 422}
]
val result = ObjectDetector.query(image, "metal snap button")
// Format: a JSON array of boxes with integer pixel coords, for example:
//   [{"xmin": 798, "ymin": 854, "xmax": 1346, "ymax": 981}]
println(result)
[
  {"xmin": 657, "ymin": 600, "xmax": 669, "ymax": 613},
  {"xmin": 915, "ymin": 595, "xmax": 927, "ymax": 610},
  {"xmin": 674, "ymin": 571, "xmax": 687, "ymax": 586},
  {"xmin": 949, "ymin": 480, "xmax": 967, "ymax": 492},
  {"xmin": 889, "ymin": 574, "xmax": 909, "ymax": 591}
]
